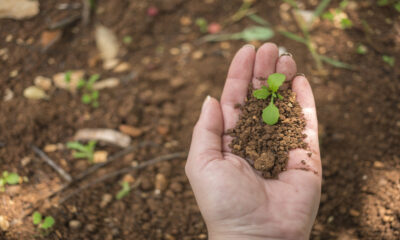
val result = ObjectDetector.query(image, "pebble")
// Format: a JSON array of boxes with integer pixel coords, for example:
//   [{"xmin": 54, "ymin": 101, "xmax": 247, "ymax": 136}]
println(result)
[
  {"xmin": 170, "ymin": 77, "xmax": 185, "ymax": 88},
  {"xmin": 44, "ymin": 144, "xmax": 58, "ymax": 152},
  {"xmin": 373, "ymin": 161, "xmax": 384, "ymax": 169},
  {"xmin": 93, "ymin": 151, "xmax": 108, "ymax": 163},
  {"xmin": 92, "ymin": 78, "xmax": 120, "ymax": 90},
  {"xmin": 100, "ymin": 194, "xmax": 113, "ymax": 208},
  {"xmin": 349, "ymin": 209, "xmax": 360, "ymax": 217},
  {"xmin": 103, "ymin": 58, "xmax": 120, "ymax": 70},
  {"xmin": 180, "ymin": 16, "xmax": 192, "ymax": 26},
  {"xmin": 119, "ymin": 125, "xmax": 143, "ymax": 137},
  {"xmin": 0, "ymin": 215, "xmax": 9, "ymax": 231},
  {"xmin": 69, "ymin": 220, "xmax": 82, "ymax": 229},
  {"xmin": 21, "ymin": 156, "xmax": 31, "ymax": 166},
  {"xmin": 85, "ymin": 223, "xmax": 96, "ymax": 232},
  {"xmin": 3, "ymin": 88, "xmax": 14, "ymax": 101},
  {"xmin": 34, "ymin": 76, "xmax": 52, "ymax": 90},
  {"xmin": 113, "ymin": 62, "xmax": 130, "ymax": 73},
  {"xmin": 170, "ymin": 182, "xmax": 183, "ymax": 193},
  {"xmin": 155, "ymin": 173, "xmax": 168, "ymax": 194},
  {"xmin": 5, "ymin": 34, "xmax": 12, "ymax": 42},
  {"xmin": 9, "ymin": 69, "xmax": 18, "ymax": 78},
  {"xmin": 157, "ymin": 126, "xmax": 169, "ymax": 136},
  {"xmin": 122, "ymin": 174, "xmax": 135, "ymax": 184},
  {"xmin": 220, "ymin": 41, "xmax": 230, "ymax": 49},
  {"xmin": 23, "ymin": 86, "xmax": 48, "ymax": 100},
  {"xmin": 169, "ymin": 48, "xmax": 180, "ymax": 56},
  {"xmin": 191, "ymin": 50, "xmax": 204, "ymax": 60}
]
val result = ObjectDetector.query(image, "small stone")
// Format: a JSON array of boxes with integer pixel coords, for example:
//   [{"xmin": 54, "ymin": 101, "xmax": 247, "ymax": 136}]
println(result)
[
  {"xmin": 34, "ymin": 76, "xmax": 52, "ymax": 90},
  {"xmin": 85, "ymin": 224, "xmax": 96, "ymax": 232},
  {"xmin": 207, "ymin": 22, "xmax": 221, "ymax": 34},
  {"xmin": 198, "ymin": 233, "xmax": 207, "ymax": 239},
  {"xmin": 157, "ymin": 126, "xmax": 169, "ymax": 136},
  {"xmin": 170, "ymin": 77, "xmax": 185, "ymax": 88},
  {"xmin": 0, "ymin": 215, "xmax": 9, "ymax": 231},
  {"xmin": 44, "ymin": 144, "xmax": 58, "ymax": 152},
  {"xmin": 92, "ymin": 78, "xmax": 120, "ymax": 90},
  {"xmin": 103, "ymin": 58, "xmax": 120, "ymax": 70},
  {"xmin": 155, "ymin": 173, "xmax": 168, "ymax": 194},
  {"xmin": 23, "ymin": 86, "xmax": 48, "ymax": 100},
  {"xmin": 220, "ymin": 42, "xmax": 230, "ymax": 49},
  {"xmin": 93, "ymin": 151, "xmax": 108, "ymax": 163},
  {"xmin": 119, "ymin": 125, "xmax": 143, "ymax": 137},
  {"xmin": 122, "ymin": 174, "xmax": 135, "ymax": 184},
  {"xmin": 40, "ymin": 30, "xmax": 62, "ymax": 50},
  {"xmin": 9, "ymin": 69, "xmax": 18, "ymax": 78},
  {"xmin": 169, "ymin": 48, "xmax": 180, "ymax": 55},
  {"xmin": 170, "ymin": 182, "xmax": 183, "ymax": 193},
  {"xmin": 191, "ymin": 50, "xmax": 204, "ymax": 60},
  {"xmin": 5, "ymin": 34, "xmax": 12, "ymax": 42},
  {"xmin": 349, "ymin": 209, "xmax": 360, "ymax": 217},
  {"xmin": 373, "ymin": 161, "xmax": 384, "ymax": 169},
  {"xmin": 180, "ymin": 16, "xmax": 192, "ymax": 26},
  {"xmin": 0, "ymin": 0, "xmax": 39, "ymax": 20},
  {"xmin": 164, "ymin": 233, "xmax": 175, "ymax": 240},
  {"xmin": 113, "ymin": 62, "xmax": 130, "ymax": 73},
  {"xmin": 21, "ymin": 156, "xmax": 31, "ymax": 166},
  {"xmin": 100, "ymin": 194, "xmax": 113, "ymax": 208},
  {"xmin": 69, "ymin": 220, "xmax": 81, "ymax": 229},
  {"xmin": 3, "ymin": 88, "xmax": 14, "ymax": 101}
]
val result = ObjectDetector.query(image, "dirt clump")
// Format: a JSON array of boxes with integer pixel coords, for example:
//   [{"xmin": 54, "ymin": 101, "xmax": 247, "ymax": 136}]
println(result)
[{"xmin": 228, "ymin": 87, "xmax": 307, "ymax": 178}]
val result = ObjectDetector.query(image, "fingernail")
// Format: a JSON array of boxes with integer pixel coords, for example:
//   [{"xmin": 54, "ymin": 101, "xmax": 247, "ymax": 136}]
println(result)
[
  {"xmin": 201, "ymin": 95, "xmax": 212, "ymax": 112},
  {"xmin": 295, "ymin": 73, "xmax": 306, "ymax": 77},
  {"xmin": 280, "ymin": 52, "xmax": 293, "ymax": 58},
  {"xmin": 242, "ymin": 44, "xmax": 255, "ymax": 50}
]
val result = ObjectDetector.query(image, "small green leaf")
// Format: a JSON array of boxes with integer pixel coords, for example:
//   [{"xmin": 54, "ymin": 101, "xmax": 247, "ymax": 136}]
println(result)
[
  {"xmin": 87, "ymin": 74, "xmax": 100, "ymax": 87},
  {"xmin": 340, "ymin": 18, "xmax": 353, "ymax": 29},
  {"xmin": 382, "ymin": 55, "xmax": 395, "ymax": 67},
  {"xmin": 92, "ymin": 101, "xmax": 99, "ymax": 108},
  {"xmin": 237, "ymin": 26, "xmax": 274, "ymax": 41},
  {"xmin": 319, "ymin": 55, "xmax": 353, "ymax": 69},
  {"xmin": 67, "ymin": 142, "xmax": 88, "ymax": 152},
  {"xmin": 5, "ymin": 173, "xmax": 19, "ymax": 185},
  {"xmin": 313, "ymin": 0, "xmax": 332, "ymax": 18},
  {"xmin": 195, "ymin": 18, "xmax": 208, "ymax": 33},
  {"xmin": 77, "ymin": 79, "xmax": 86, "ymax": 89},
  {"xmin": 262, "ymin": 102, "xmax": 280, "ymax": 125},
  {"xmin": 377, "ymin": 0, "xmax": 389, "ymax": 6},
  {"xmin": 0, "ymin": 179, "xmax": 4, "ymax": 187},
  {"xmin": 91, "ymin": 91, "xmax": 99, "ymax": 100},
  {"xmin": 123, "ymin": 36, "xmax": 132, "ymax": 44},
  {"xmin": 65, "ymin": 71, "xmax": 72, "ymax": 83},
  {"xmin": 253, "ymin": 88, "xmax": 270, "ymax": 99},
  {"xmin": 2, "ymin": 171, "xmax": 8, "ymax": 178},
  {"xmin": 267, "ymin": 73, "xmax": 286, "ymax": 92},
  {"xmin": 116, "ymin": 182, "xmax": 131, "ymax": 200},
  {"xmin": 247, "ymin": 14, "xmax": 269, "ymax": 26},
  {"xmin": 32, "ymin": 212, "xmax": 42, "ymax": 225},
  {"xmin": 41, "ymin": 216, "xmax": 55, "ymax": 229},
  {"xmin": 277, "ymin": 93, "xmax": 283, "ymax": 100},
  {"xmin": 73, "ymin": 152, "xmax": 90, "ymax": 159},
  {"xmin": 82, "ymin": 94, "xmax": 92, "ymax": 104},
  {"xmin": 322, "ymin": 12, "xmax": 334, "ymax": 21},
  {"xmin": 395, "ymin": 2, "xmax": 400, "ymax": 12},
  {"xmin": 356, "ymin": 44, "xmax": 368, "ymax": 55},
  {"xmin": 339, "ymin": 0, "xmax": 349, "ymax": 9}
]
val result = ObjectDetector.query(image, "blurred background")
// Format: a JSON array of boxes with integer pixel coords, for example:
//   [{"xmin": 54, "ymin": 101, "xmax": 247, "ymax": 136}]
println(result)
[{"xmin": 0, "ymin": 0, "xmax": 399, "ymax": 239}]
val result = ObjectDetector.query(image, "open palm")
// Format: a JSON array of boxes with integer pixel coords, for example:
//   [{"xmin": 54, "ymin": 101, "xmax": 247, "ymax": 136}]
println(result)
[{"xmin": 186, "ymin": 43, "xmax": 321, "ymax": 240}]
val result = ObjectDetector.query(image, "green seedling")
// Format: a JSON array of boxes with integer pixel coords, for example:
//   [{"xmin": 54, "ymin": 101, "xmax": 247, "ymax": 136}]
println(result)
[
  {"xmin": 116, "ymin": 181, "xmax": 131, "ymax": 200},
  {"xmin": 203, "ymin": 26, "xmax": 274, "ymax": 42},
  {"xmin": 123, "ymin": 36, "xmax": 132, "ymax": 44},
  {"xmin": 340, "ymin": 18, "xmax": 353, "ymax": 29},
  {"xmin": 253, "ymin": 73, "xmax": 286, "ymax": 125},
  {"xmin": 382, "ymin": 55, "xmax": 395, "ymax": 67},
  {"xmin": 356, "ymin": 44, "xmax": 368, "ymax": 55},
  {"xmin": 66, "ymin": 141, "xmax": 96, "ymax": 163},
  {"xmin": 195, "ymin": 18, "xmax": 208, "ymax": 33},
  {"xmin": 322, "ymin": 0, "xmax": 353, "ymax": 30},
  {"xmin": 64, "ymin": 70, "xmax": 72, "ymax": 83},
  {"xmin": 0, "ymin": 171, "xmax": 20, "ymax": 192},
  {"xmin": 32, "ymin": 211, "xmax": 55, "ymax": 234},
  {"xmin": 77, "ymin": 74, "xmax": 100, "ymax": 107}
]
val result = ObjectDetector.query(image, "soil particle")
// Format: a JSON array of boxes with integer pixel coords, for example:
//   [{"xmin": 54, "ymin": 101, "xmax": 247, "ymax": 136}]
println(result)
[{"xmin": 228, "ymin": 87, "xmax": 307, "ymax": 178}]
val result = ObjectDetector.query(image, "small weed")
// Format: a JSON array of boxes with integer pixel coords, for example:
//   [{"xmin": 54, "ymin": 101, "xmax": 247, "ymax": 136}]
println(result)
[
  {"xmin": 0, "ymin": 171, "xmax": 20, "ymax": 192},
  {"xmin": 77, "ymin": 74, "xmax": 100, "ymax": 108},
  {"xmin": 382, "ymin": 55, "xmax": 395, "ymax": 67},
  {"xmin": 253, "ymin": 73, "xmax": 286, "ymax": 125},
  {"xmin": 64, "ymin": 70, "xmax": 72, "ymax": 83},
  {"xmin": 66, "ymin": 141, "xmax": 97, "ymax": 163},
  {"xmin": 32, "ymin": 211, "xmax": 55, "ymax": 235},
  {"xmin": 123, "ymin": 36, "xmax": 132, "ymax": 44},
  {"xmin": 116, "ymin": 181, "xmax": 131, "ymax": 200},
  {"xmin": 340, "ymin": 18, "xmax": 353, "ymax": 29},
  {"xmin": 356, "ymin": 44, "xmax": 368, "ymax": 55},
  {"xmin": 195, "ymin": 18, "xmax": 208, "ymax": 33}
]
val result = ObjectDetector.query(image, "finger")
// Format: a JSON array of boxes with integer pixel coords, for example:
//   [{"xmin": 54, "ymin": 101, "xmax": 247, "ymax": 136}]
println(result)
[
  {"xmin": 253, "ymin": 42, "xmax": 279, "ymax": 89},
  {"xmin": 287, "ymin": 76, "xmax": 321, "ymax": 175},
  {"xmin": 220, "ymin": 44, "xmax": 256, "ymax": 132},
  {"xmin": 276, "ymin": 53, "xmax": 297, "ymax": 83},
  {"xmin": 186, "ymin": 96, "xmax": 224, "ymax": 175}
]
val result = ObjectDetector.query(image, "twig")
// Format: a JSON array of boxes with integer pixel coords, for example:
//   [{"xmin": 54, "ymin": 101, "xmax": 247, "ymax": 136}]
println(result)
[
  {"xmin": 82, "ymin": 0, "xmax": 91, "ymax": 26},
  {"xmin": 59, "ymin": 152, "xmax": 187, "ymax": 204},
  {"xmin": 74, "ymin": 141, "xmax": 157, "ymax": 182},
  {"xmin": 48, "ymin": 14, "xmax": 81, "ymax": 30},
  {"xmin": 31, "ymin": 145, "xmax": 72, "ymax": 182}
]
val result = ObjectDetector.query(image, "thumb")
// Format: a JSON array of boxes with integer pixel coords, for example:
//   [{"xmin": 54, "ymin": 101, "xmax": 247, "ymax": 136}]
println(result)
[{"xmin": 186, "ymin": 96, "xmax": 224, "ymax": 176}]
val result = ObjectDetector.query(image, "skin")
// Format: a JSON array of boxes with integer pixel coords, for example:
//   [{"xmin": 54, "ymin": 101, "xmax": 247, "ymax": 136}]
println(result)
[{"xmin": 186, "ymin": 43, "xmax": 322, "ymax": 240}]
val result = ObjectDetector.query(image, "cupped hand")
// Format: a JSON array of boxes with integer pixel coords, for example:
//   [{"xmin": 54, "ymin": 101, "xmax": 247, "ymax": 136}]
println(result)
[{"xmin": 186, "ymin": 43, "xmax": 321, "ymax": 240}]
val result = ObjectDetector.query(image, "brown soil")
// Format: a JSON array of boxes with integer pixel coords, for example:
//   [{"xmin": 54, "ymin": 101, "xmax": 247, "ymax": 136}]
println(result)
[
  {"xmin": 228, "ymin": 88, "xmax": 307, "ymax": 178},
  {"xmin": 0, "ymin": 0, "xmax": 399, "ymax": 239}
]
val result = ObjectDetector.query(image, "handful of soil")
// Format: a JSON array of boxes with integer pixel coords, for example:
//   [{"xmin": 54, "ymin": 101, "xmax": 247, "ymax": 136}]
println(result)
[{"xmin": 227, "ymin": 86, "xmax": 307, "ymax": 178}]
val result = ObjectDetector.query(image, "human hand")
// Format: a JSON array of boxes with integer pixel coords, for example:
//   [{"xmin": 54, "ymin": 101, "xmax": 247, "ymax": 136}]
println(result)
[{"xmin": 186, "ymin": 43, "xmax": 321, "ymax": 240}]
